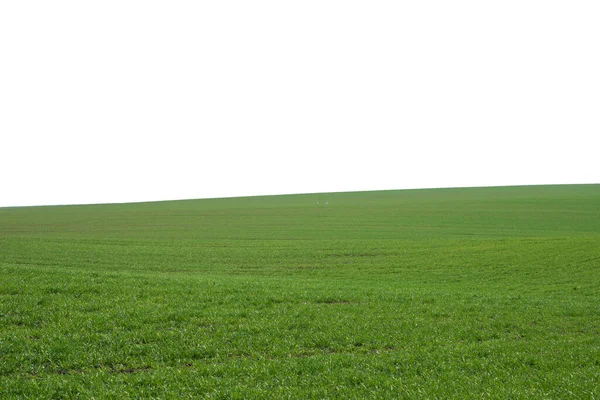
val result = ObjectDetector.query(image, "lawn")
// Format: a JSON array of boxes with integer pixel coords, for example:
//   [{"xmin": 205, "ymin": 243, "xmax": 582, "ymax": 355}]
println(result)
[{"xmin": 1, "ymin": 185, "xmax": 599, "ymax": 398}]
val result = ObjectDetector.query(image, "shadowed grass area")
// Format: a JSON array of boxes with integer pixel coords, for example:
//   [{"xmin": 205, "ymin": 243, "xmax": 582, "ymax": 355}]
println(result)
[{"xmin": 1, "ymin": 185, "xmax": 599, "ymax": 398}]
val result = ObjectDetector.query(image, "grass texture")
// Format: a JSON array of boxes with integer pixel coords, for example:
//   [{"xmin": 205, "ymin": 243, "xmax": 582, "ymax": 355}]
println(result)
[{"xmin": 1, "ymin": 184, "xmax": 599, "ymax": 398}]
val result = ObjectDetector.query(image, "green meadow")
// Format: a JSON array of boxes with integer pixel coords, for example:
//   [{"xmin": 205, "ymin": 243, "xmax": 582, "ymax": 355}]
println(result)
[{"xmin": 1, "ymin": 184, "xmax": 599, "ymax": 398}]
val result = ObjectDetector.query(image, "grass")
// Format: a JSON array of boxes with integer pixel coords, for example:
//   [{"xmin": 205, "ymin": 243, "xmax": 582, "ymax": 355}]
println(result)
[{"xmin": 1, "ymin": 184, "xmax": 599, "ymax": 398}]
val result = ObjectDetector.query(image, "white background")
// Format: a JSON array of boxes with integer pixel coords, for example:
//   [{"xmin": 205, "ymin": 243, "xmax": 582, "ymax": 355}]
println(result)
[{"xmin": 1, "ymin": 1, "xmax": 598, "ymax": 207}]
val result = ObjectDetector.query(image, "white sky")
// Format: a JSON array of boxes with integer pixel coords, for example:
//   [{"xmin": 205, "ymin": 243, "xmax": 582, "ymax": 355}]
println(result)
[{"xmin": 1, "ymin": 1, "xmax": 598, "ymax": 207}]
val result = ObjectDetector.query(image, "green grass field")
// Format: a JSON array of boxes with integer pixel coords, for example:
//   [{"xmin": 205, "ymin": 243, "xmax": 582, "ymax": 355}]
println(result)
[{"xmin": 1, "ymin": 184, "xmax": 599, "ymax": 398}]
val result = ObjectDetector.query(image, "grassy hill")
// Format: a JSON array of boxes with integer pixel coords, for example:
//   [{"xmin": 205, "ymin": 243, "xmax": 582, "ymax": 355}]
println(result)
[{"xmin": 1, "ymin": 185, "xmax": 599, "ymax": 398}]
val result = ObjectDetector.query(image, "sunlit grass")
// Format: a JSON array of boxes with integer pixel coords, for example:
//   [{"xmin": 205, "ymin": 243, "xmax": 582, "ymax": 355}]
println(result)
[{"xmin": 1, "ymin": 185, "xmax": 599, "ymax": 398}]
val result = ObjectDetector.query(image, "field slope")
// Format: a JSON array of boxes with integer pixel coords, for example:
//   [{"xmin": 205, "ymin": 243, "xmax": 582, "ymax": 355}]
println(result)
[{"xmin": 1, "ymin": 184, "xmax": 599, "ymax": 398}]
